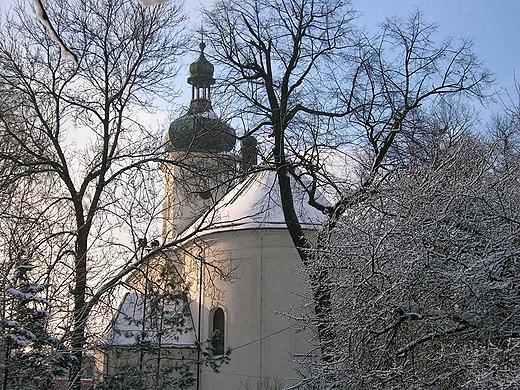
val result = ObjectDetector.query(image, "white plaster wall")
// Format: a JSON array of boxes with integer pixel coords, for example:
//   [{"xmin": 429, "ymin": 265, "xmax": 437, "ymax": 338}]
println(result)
[
  {"xmin": 162, "ymin": 151, "xmax": 237, "ymax": 241},
  {"xmin": 183, "ymin": 228, "xmax": 314, "ymax": 390}
]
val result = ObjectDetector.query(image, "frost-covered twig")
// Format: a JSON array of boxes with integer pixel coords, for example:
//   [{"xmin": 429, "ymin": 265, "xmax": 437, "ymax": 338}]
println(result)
[
  {"xmin": 33, "ymin": 0, "xmax": 77, "ymax": 61},
  {"xmin": 33, "ymin": 0, "xmax": 171, "ymax": 62},
  {"xmin": 137, "ymin": 0, "xmax": 169, "ymax": 5}
]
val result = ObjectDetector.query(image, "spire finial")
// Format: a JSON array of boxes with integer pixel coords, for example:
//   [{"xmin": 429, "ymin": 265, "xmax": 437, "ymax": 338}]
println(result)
[{"xmin": 199, "ymin": 22, "xmax": 206, "ymax": 52}]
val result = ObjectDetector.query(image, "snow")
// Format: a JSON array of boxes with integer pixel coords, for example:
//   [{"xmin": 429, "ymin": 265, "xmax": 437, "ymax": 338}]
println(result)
[
  {"xmin": 3, "ymin": 319, "xmax": 21, "ymax": 328},
  {"xmin": 103, "ymin": 292, "xmax": 197, "ymax": 348},
  {"xmin": 180, "ymin": 167, "xmax": 329, "ymax": 239},
  {"xmin": 3, "ymin": 318, "xmax": 37, "ymax": 345},
  {"xmin": 17, "ymin": 264, "xmax": 36, "ymax": 270},
  {"xmin": 6, "ymin": 334, "xmax": 29, "ymax": 347},
  {"xmin": 4, "ymin": 287, "xmax": 52, "ymax": 306},
  {"xmin": 27, "ymin": 283, "xmax": 46, "ymax": 293}
]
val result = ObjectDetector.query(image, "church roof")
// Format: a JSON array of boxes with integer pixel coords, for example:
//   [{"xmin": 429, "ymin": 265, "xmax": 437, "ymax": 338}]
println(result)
[
  {"xmin": 167, "ymin": 110, "xmax": 236, "ymax": 153},
  {"xmin": 188, "ymin": 42, "xmax": 215, "ymax": 87},
  {"xmin": 166, "ymin": 42, "xmax": 236, "ymax": 153},
  {"xmin": 180, "ymin": 167, "xmax": 328, "ymax": 238},
  {"xmin": 101, "ymin": 292, "xmax": 197, "ymax": 348}
]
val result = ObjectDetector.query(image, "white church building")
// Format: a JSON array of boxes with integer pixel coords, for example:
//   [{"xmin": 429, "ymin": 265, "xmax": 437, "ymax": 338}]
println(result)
[{"xmin": 98, "ymin": 43, "xmax": 324, "ymax": 390}]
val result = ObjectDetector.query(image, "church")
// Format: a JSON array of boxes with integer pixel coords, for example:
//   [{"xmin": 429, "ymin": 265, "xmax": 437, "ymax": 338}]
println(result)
[{"xmin": 97, "ymin": 43, "xmax": 325, "ymax": 390}]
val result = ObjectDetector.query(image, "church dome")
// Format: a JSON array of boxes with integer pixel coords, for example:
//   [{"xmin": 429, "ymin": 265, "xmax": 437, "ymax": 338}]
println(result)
[
  {"xmin": 167, "ymin": 111, "xmax": 236, "ymax": 153},
  {"xmin": 188, "ymin": 42, "xmax": 214, "ymax": 85},
  {"xmin": 166, "ymin": 42, "xmax": 236, "ymax": 153}
]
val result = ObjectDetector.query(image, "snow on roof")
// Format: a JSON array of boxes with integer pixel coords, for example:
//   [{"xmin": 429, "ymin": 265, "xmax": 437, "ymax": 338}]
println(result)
[
  {"xmin": 181, "ymin": 167, "xmax": 329, "ymax": 238},
  {"xmin": 102, "ymin": 292, "xmax": 196, "ymax": 348}
]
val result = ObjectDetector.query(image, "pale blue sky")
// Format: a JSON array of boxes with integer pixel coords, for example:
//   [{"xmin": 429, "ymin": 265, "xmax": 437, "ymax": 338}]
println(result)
[
  {"xmin": 2, "ymin": 0, "xmax": 518, "ymax": 117},
  {"xmin": 351, "ymin": 0, "xmax": 519, "ymax": 100},
  {"xmin": 188, "ymin": 0, "xmax": 519, "ymax": 116}
]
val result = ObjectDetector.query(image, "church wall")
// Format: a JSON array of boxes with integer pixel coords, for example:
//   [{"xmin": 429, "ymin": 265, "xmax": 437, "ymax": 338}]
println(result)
[
  {"xmin": 162, "ymin": 151, "xmax": 238, "ymax": 241},
  {"xmin": 98, "ymin": 347, "xmax": 198, "ymax": 388},
  {"xmin": 181, "ymin": 228, "xmax": 314, "ymax": 390}
]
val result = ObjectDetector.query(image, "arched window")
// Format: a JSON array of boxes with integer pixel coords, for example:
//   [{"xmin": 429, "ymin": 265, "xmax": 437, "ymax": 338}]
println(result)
[{"xmin": 211, "ymin": 307, "xmax": 225, "ymax": 355}]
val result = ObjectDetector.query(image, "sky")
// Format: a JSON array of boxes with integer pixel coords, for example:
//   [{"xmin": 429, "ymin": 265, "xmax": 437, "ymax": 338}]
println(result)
[
  {"xmin": 350, "ymin": 0, "xmax": 520, "ymax": 104},
  {"xmin": 186, "ymin": 0, "xmax": 520, "ymax": 120},
  {"xmin": 2, "ymin": 0, "xmax": 519, "ymax": 120}
]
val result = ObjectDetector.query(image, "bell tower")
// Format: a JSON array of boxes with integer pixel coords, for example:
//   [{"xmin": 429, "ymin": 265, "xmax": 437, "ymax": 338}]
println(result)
[{"xmin": 163, "ymin": 43, "xmax": 237, "ymax": 240}]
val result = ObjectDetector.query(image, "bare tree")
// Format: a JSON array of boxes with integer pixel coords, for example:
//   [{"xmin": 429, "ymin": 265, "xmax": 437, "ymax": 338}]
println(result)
[
  {"xmin": 202, "ymin": 0, "xmax": 491, "ymax": 370},
  {"xmin": 304, "ymin": 111, "xmax": 520, "ymax": 387},
  {"xmin": 488, "ymin": 80, "xmax": 520, "ymax": 171},
  {"xmin": 0, "ymin": 0, "xmax": 190, "ymax": 387},
  {"xmin": 32, "ymin": 0, "xmax": 173, "ymax": 64}
]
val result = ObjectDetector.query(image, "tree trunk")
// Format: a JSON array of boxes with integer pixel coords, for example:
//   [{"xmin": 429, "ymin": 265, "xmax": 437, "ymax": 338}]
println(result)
[
  {"xmin": 70, "ymin": 230, "xmax": 88, "ymax": 390},
  {"xmin": 273, "ymin": 121, "xmax": 336, "ymax": 364}
]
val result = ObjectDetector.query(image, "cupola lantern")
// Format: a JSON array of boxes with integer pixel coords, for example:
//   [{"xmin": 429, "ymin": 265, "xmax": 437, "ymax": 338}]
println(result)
[
  {"xmin": 166, "ymin": 42, "xmax": 236, "ymax": 153},
  {"xmin": 187, "ymin": 42, "xmax": 215, "ymax": 114}
]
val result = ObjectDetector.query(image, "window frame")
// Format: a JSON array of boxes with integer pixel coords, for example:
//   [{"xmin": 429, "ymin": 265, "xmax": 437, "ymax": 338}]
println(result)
[{"xmin": 210, "ymin": 307, "xmax": 225, "ymax": 356}]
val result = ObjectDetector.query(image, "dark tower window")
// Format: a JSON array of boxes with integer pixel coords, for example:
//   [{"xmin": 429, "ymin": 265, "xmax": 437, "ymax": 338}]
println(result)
[
  {"xmin": 212, "ymin": 308, "xmax": 225, "ymax": 355},
  {"xmin": 198, "ymin": 190, "xmax": 211, "ymax": 200}
]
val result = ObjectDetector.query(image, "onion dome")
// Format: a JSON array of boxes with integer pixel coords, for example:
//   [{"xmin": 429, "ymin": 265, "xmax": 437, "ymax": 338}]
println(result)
[
  {"xmin": 167, "ymin": 42, "xmax": 236, "ymax": 153},
  {"xmin": 188, "ymin": 42, "xmax": 214, "ymax": 88},
  {"xmin": 167, "ymin": 111, "xmax": 236, "ymax": 153}
]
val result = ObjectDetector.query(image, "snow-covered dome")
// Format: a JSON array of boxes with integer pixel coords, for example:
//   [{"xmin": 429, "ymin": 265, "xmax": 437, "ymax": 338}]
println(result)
[{"xmin": 180, "ymin": 167, "xmax": 328, "ymax": 238}]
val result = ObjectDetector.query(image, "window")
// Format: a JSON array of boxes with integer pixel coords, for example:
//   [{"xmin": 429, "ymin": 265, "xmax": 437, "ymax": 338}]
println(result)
[
  {"xmin": 198, "ymin": 190, "xmax": 211, "ymax": 200},
  {"xmin": 211, "ymin": 307, "xmax": 225, "ymax": 355}
]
